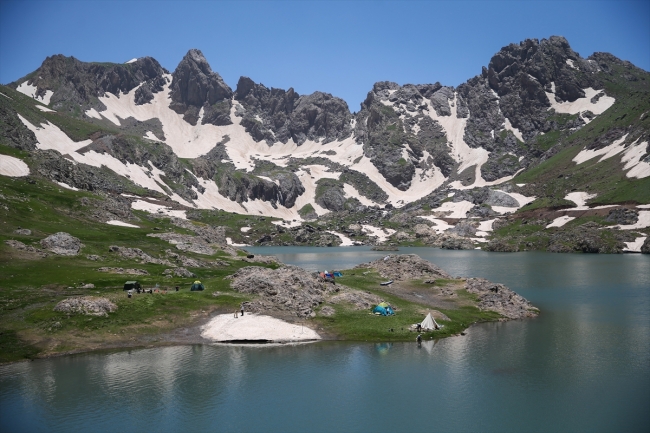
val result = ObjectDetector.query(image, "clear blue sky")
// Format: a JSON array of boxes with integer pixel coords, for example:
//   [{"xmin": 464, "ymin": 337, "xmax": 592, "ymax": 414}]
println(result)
[{"xmin": 1, "ymin": 0, "xmax": 648, "ymax": 110}]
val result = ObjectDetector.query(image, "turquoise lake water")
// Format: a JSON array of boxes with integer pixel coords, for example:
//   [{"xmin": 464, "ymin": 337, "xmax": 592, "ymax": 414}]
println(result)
[{"xmin": 1, "ymin": 248, "xmax": 649, "ymax": 432}]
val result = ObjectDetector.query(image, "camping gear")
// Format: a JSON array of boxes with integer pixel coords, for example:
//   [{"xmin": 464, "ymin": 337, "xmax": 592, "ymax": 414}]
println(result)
[
  {"xmin": 420, "ymin": 312, "xmax": 441, "ymax": 330},
  {"xmin": 372, "ymin": 304, "xmax": 395, "ymax": 316},
  {"xmin": 333, "ymin": 271, "xmax": 343, "ymax": 277},
  {"xmin": 380, "ymin": 280, "xmax": 393, "ymax": 286},
  {"xmin": 123, "ymin": 281, "xmax": 141, "ymax": 291},
  {"xmin": 190, "ymin": 280, "xmax": 205, "ymax": 291}
]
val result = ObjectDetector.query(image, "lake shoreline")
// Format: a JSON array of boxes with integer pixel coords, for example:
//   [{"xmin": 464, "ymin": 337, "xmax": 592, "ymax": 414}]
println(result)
[{"xmin": 2, "ymin": 253, "xmax": 539, "ymax": 364}]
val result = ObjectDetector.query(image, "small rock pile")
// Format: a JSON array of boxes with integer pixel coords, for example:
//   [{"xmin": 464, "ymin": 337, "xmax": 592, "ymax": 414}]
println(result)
[
  {"xmin": 329, "ymin": 291, "xmax": 382, "ymax": 310},
  {"xmin": 163, "ymin": 267, "xmax": 196, "ymax": 278},
  {"xmin": 5, "ymin": 240, "xmax": 48, "ymax": 257},
  {"xmin": 108, "ymin": 245, "xmax": 174, "ymax": 266},
  {"xmin": 97, "ymin": 267, "xmax": 149, "ymax": 275},
  {"xmin": 356, "ymin": 254, "xmax": 451, "ymax": 281},
  {"xmin": 54, "ymin": 296, "xmax": 117, "ymax": 317},
  {"xmin": 465, "ymin": 278, "xmax": 539, "ymax": 319}
]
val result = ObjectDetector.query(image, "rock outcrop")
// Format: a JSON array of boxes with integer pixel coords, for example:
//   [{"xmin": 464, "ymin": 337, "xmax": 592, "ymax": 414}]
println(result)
[
  {"xmin": 54, "ymin": 296, "xmax": 117, "ymax": 317},
  {"xmin": 234, "ymin": 76, "xmax": 353, "ymax": 145},
  {"xmin": 10, "ymin": 55, "xmax": 167, "ymax": 112},
  {"xmin": 356, "ymin": 254, "xmax": 452, "ymax": 280},
  {"xmin": 465, "ymin": 278, "xmax": 539, "ymax": 319},
  {"xmin": 227, "ymin": 265, "xmax": 340, "ymax": 317},
  {"xmin": 169, "ymin": 49, "xmax": 233, "ymax": 126},
  {"xmin": 40, "ymin": 232, "xmax": 83, "ymax": 255},
  {"xmin": 0, "ymin": 95, "xmax": 38, "ymax": 150}
]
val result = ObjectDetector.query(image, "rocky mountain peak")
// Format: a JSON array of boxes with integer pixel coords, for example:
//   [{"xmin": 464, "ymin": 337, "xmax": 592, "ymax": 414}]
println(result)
[
  {"xmin": 10, "ymin": 54, "xmax": 168, "ymax": 112},
  {"xmin": 233, "ymin": 76, "xmax": 352, "ymax": 145},
  {"xmin": 169, "ymin": 49, "xmax": 233, "ymax": 126}
]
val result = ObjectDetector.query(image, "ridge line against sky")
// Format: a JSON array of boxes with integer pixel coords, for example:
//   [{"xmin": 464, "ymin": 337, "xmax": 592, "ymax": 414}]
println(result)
[{"xmin": 1, "ymin": 0, "xmax": 648, "ymax": 109}]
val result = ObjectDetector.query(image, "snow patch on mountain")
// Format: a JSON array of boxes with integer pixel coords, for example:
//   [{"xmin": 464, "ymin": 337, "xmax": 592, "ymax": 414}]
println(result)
[
  {"xmin": 621, "ymin": 140, "xmax": 650, "ymax": 179},
  {"xmin": 545, "ymin": 84, "xmax": 614, "ymax": 115},
  {"xmin": 0, "ymin": 155, "xmax": 30, "ymax": 177},
  {"xmin": 16, "ymin": 81, "xmax": 53, "ymax": 105},
  {"xmin": 573, "ymin": 134, "xmax": 628, "ymax": 164}
]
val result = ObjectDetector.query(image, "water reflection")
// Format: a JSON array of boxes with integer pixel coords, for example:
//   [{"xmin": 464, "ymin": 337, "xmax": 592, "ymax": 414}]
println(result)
[{"xmin": 1, "ymin": 250, "xmax": 649, "ymax": 432}]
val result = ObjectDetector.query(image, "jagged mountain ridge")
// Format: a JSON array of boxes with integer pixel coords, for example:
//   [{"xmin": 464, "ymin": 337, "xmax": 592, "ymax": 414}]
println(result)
[{"xmin": 1, "ymin": 36, "xmax": 649, "ymax": 251}]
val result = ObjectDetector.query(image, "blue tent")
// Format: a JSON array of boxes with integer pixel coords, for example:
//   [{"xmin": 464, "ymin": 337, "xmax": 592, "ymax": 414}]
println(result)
[{"xmin": 372, "ymin": 305, "xmax": 395, "ymax": 316}]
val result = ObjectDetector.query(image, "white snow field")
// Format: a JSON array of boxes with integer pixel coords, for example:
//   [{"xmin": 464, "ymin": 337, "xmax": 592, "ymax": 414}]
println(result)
[
  {"xmin": 327, "ymin": 231, "xmax": 354, "ymax": 246},
  {"xmin": 546, "ymin": 216, "xmax": 576, "ymax": 228},
  {"xmin": 362, "ymin": 225, "xmax": 396, "ymax": 242},
  {"xmin": 131, "ymin": 200, "xmax": 187, "ymax": 219},
  {"xmin": 573, "ymin": 134, "xmax": 628, "ymax": 165},
  {"xmin": 504, "ymin": 118, "xmax": 524, "ymax": 142},
  {"xmin": 15, "ymin": 74, "xmax": 622, "ymax": 226},
  {"xmin": 573, "ymin": 135, "xmax": 649, "ymax": 179},
  {"xmin": 0, "ymin": 155, "xmax": 30, "ymax": 177},
  {"xmin": 35, "ymin": 105, "xmax": 55, "ymax": 112},
  {"xmin": 16, "ymin": 81, "xmax": 53, "ymax": 105},
  {"xmin": 621, "ymin": 140, "xmax": 650, "ymax": 179},
  {"xmin": 106, "ymin": 220, "xmax": 139, "ymax": 228},
  {"xmin": 545, "ymin": 83, "xmax": 615, "ymax": 115},
  {"xmin": 564, "ymin": 192, "xmax": 597, "ymax": 209},
  {"xmin": 417, "ymin": 216, "xmax": 456, "ymax": 233},
  {"xmin": 623, "ymin": 237, "xmax": 646, "ymax": 253},
  {"xmin": 56, "ymin": 181, "xmax": 79, "ymax": 191},
  {"xmin": 611, "ymin": 211, "xmax": 650, "ymax": 230}
]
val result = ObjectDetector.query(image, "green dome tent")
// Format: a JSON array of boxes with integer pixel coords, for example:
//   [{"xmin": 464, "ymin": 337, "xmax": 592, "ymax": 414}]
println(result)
[{"xmin": 190, "ymin": 281, "xmax": 205, "ymax": 291}]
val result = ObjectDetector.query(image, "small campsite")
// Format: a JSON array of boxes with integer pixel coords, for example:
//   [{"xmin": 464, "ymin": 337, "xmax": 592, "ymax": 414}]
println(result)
[{"xmin": 314, "ymin": 266, "xmax": 504, "ymax": 342}]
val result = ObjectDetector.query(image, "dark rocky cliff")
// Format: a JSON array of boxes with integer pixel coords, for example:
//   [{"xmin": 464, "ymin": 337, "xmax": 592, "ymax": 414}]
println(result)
[{"xmin": 169, "ymin": 49, "xmax": 233, "ymax": 126}]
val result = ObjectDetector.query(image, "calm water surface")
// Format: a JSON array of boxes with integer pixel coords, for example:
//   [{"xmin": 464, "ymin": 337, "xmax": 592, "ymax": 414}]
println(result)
[{"xmin": 1, "ymin": 248, "xmax": 649, "ymax": 432}]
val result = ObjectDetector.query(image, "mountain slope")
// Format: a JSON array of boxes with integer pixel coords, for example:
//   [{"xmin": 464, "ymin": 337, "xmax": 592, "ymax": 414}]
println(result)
[{"xmin": 1, "ymin": 36, "xmax": 648, "ymax": 252}]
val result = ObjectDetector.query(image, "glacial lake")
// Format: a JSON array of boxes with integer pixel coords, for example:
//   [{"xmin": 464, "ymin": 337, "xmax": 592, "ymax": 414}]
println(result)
[{"xmin": 1, "ymin": 247, "xmax": 649, "ymax": 432}]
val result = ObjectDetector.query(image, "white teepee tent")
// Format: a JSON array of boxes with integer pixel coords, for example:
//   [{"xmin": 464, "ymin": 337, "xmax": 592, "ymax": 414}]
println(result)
[{"xmin": 420, "ymin": 312, "xmax": 440, "ymax": 330}]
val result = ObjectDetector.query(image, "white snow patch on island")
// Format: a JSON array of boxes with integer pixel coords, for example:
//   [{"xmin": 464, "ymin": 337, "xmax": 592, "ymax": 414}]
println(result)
[
  {"xmin": 566, "ymin": 59, "xmax": 578, "ymax": 69},
  {"xmin": 545, "ymin": 84, "xmax": 615, "ymax": 115},
  {"xmin": 106, "ymin": 220, "xmax": 139, "ymax": 228},
  {"xmin": 201, "ymin": 314, "xmax": 320, "ymax": 342},
  {"xmin": 240, "ymin": 227, "xmax": 251, "ymax": 233},
  {"xmin": 0, "ymin": 92, "xmax": 12, "ymax": 100},
  {"xmin": 0, "ymin": 155, "xmax": 29, "ymax": 177},
  {"xmin": 125, "ymin": 58, "xmax": 138, "ymax": 64},
  {"xmin": 623, "ymin": 237, "xmax": 646, "ymax": 253},
  {"xmin": 16, "ymin": 81, "xmax": 53, "ymax": 105},
  {"xmin": 546, "ymin": 216, "xmax": 575, "ymax": 228}
]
